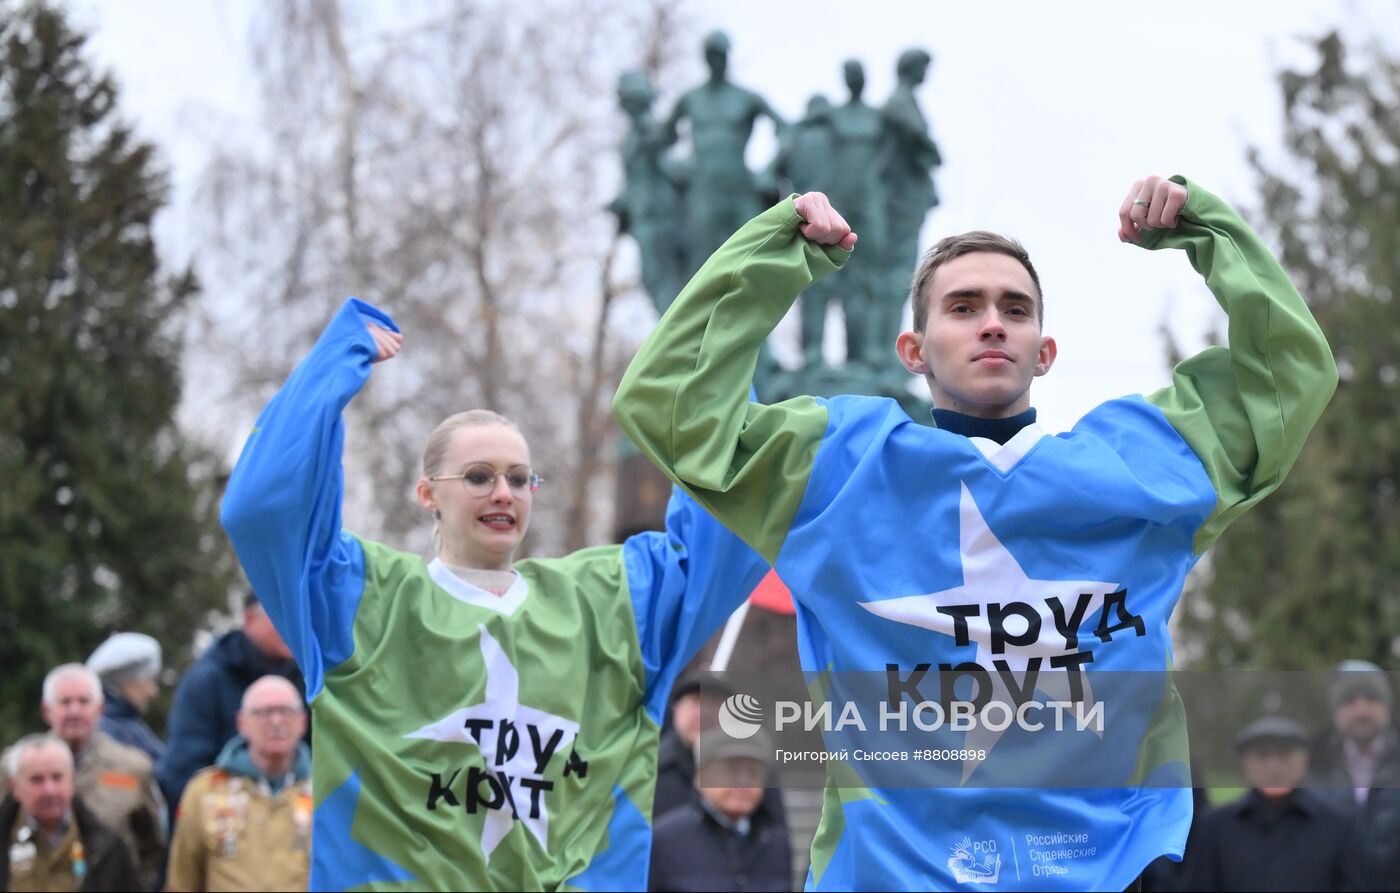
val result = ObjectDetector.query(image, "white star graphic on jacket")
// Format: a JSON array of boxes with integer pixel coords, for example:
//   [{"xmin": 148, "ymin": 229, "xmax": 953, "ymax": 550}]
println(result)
[
  {"xmin": 404, "ymin": 625, "xmax": 580, "ymax": 860},
  {"xmin": 860, "ymin": 482, "xmax": 1121, "ymax": 781}
]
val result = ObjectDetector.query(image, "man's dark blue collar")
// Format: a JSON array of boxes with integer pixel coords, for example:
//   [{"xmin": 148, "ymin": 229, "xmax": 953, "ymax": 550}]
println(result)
[{"xmin": 930, "ymin": 407, "xmax": 1037, "ymax": 445}]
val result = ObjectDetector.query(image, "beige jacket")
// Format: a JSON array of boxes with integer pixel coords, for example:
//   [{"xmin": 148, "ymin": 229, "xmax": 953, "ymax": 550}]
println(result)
[
  {"xmin": 164, "ymin": 767, "xmax": 311, "ymax": 892},
  {"xmin": 75, "ymin": 730, "xmax": 166, "ymax": 889}
]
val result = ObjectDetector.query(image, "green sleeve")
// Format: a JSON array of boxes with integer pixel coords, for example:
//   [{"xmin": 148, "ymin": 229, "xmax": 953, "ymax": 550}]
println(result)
[
  {"xmin": 1141, "ymin": 176, "xmax": 1338, "ymax": 554},
  {"xmin": 613, "ymin": 196, "xmax": 851, "ymax": 563}
]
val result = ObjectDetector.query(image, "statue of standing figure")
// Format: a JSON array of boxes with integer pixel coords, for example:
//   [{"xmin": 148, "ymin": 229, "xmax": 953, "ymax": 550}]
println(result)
[
  {"xmin": 770, "ymin": 94, "xmax": 834, "ymax": 369},
  {"xmin": 824, "ymin": 59, "xmax": 890, "ymax": 368},
  {"xmin": 611, "ymin": 42, "xmax": 940, "ymax": 408},
  {"xmin": 879, "ymin": 49, "xmax": 942, "ymax": 376},
  {"xmin": 769, "ymin": 94, "xmax": 833, "ymax": 197},
  {"xmin": 609, "ymin": 71, "xmax": 687, "ymax": 317},
  {"xmin": 664, "ymin": 30, "xmax": 786, "ymax": 276}
]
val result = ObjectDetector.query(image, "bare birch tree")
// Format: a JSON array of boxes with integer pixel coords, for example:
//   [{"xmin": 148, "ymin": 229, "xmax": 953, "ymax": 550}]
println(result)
[{"xmin": 188, "ymin": 0, "xmax": 692, "ymax": 556}]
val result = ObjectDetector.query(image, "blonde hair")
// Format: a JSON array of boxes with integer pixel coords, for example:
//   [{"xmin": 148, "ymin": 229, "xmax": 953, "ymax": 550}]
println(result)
[
  {"xmin": 422, "ymin": 410, "xmax": 522, "ymax": 477},
  {"xmin": 421, "ymin": 410, "xmax": 526, "ymax": 549}
]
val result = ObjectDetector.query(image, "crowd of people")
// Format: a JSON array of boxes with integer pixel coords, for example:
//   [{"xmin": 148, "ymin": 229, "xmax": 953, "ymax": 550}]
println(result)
[
  {"xmin": 1153, "ymin": 664, "xmax": 1400, "ymax": 892},
  {"xmin": 1, "ymin": 640, "xmax": 1394, "ymax": 891},
  {"xmin": 0, "ymin": 600, "xmax": 311, "ymax": 892},
  {"xmin": 2, "ymin": 175, "xmax": 1394, "ymax": 891}
]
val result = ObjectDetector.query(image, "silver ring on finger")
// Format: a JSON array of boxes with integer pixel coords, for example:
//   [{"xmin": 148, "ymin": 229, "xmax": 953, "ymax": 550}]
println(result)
[{"xmin": 1132, "ymin": 199, "xmax": 1151, "ymax": 207}]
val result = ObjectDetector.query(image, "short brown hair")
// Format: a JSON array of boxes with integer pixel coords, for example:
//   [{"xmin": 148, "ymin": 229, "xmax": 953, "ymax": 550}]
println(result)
[{"xmin": 908, "ymin": 231, "xmax": 1043, "ymax": 332}]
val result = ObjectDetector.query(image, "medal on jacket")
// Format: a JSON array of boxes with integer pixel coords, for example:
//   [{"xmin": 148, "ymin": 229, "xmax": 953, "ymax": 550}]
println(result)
[
  {"xmin": 70, "ymin": 840, "xmax": 87, "ymax": 883},
  {"xmin": 206, "ymin": 784, "xmax": 247, "ymax": 858},
  {"xmin": 9, "ymin": 825, "xmax": 36, "ymax": 874},
  {"xmin": 293, "ymin": 789, "xmax": 313, "ymax": 852}
]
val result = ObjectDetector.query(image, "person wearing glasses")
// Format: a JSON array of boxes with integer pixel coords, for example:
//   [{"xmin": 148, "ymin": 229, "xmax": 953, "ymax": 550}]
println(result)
[
  {"xmin": 219, "ymin": 299, "xmax": 771, "ymax": 891},
  {"xmin": 165, "ymin": 676, "xmax": 313, "ymax": 892}
]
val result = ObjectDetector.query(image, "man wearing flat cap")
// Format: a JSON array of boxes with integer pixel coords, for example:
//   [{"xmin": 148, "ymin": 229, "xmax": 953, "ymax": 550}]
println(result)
[
  {"xmin": 1308, "ymin": 660, "xmax": 1400, "ymax": 891},
  {"xmin": 87, "ymin": 633, "xmax": 166, "ymax": 763},
  {"xmin": 1179, "ymin": 715, "xmax": 1357, "ymax": 892},
  {"xmin": 649, "ymin": 728, "xmax": 791, "ymax": 892},
  {"xmin": 654, "ymin": 674, "xmax": 787, "ymax": 828}
]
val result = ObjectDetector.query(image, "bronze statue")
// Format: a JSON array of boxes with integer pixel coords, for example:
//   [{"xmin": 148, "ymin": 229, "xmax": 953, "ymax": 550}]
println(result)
[
  {"xmin": 609, "ymin": 71, "xmax": 687, "ymax": 316},
  {"xmin": 826, "ymin": 59, "xmax": 890, "ymax": 367},
  {"xmin": 664, "ymin": 30, "xmax": 786, "ymax": 276},
  {"xmin": 767, "ymin": 95, "xmax": 832, "ymax": 198},
  {"xmin": 612, "ymin": 43, "xmax": 940, "ymax": 413},
  {"xmin": 770, "ymin": 94, "xmax": 836, "ymax": 369},
  {"xmin": 879, "ymin": 48, "xmax": 942, "ymax": 374}
]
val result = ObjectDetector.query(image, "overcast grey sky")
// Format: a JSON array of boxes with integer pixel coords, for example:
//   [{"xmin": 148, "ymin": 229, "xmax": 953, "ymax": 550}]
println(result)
[{"xmin": 72, "ymin": 0, "xmax": 1390, "ymax": 432}]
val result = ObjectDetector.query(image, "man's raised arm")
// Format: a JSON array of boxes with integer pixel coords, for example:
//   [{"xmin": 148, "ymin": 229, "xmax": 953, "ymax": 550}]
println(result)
[
  {"xmin": 613, "ymin": 194, "xmax": 853, "ymax": 563},
  {"xmin": 1130, "ymin": 175, "xmax": 1339, "ymax": 553}
]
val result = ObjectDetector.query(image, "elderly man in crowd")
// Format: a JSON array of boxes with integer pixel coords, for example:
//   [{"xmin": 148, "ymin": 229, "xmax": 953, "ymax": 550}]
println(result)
[
  {"xmin": 649, "ymin": 728, "xmax": 791, "ymax": 892},
  {"xmin": 1, "ymin": 732, "xmax": 138, "ymax": 891},
  {"xmin": 87, "ymin": 633, "xmax": 166, "ymax": 763},
  {"xmin": 165, "ymin": 675, "xmax": 311, "ymax": 892},
  {"xmin": 1180, "ymin": 716, "xmax": 1357, "ymax": 892},
  {"xmin": 2, "ymin": 664, "xmax": 167, "ymax": 889},
  {"xmin": 655, "ymin": 675, "xmax": 788, "ymax": 828},
  {"xmin": 158, "ymin": 593, "xmax": 304, "ymax": 812},
  {"xmin": 1309, "ymin": 660, "xmax": 1400, "ymax": 892}
]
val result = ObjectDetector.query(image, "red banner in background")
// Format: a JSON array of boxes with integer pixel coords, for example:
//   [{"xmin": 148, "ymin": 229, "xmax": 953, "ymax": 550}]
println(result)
[{"xmin": 748, "ymin": 568, "xmax": 794, "ymax": 615}]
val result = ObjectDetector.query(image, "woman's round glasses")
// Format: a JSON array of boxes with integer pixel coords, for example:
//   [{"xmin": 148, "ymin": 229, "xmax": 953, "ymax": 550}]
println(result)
[{"xmin": 429, "ymin": 464, "xmax": 542, "ymax": 497}]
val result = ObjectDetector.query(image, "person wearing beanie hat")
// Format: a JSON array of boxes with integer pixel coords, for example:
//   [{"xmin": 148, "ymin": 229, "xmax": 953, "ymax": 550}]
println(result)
[
  {"xmin": 1308, "ymin": 659, "xmax": 1400, "ymax": 891},
  {"xmin": 87, "ymin": 633, "xmax": 165, "ymax": 763},
  {"xmin": 650, "ymin": 728, "xmax": 790, "ymax": 891},
  {"xmin": 1179, "ymin": 715, "xmax": 1357, "ymax": 892},
  {"xmin": 1330, "ymin": 658, "xmax": 1394, "ymax": 710}
]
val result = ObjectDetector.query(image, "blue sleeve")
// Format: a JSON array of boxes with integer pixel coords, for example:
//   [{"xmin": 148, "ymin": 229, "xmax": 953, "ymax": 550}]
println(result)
[
  {"xmin": 623, "ymin": 487, "xmax": 771, "ymax": 725},
  {"xmin": 219, "ymin": 298, "xmax": 396, "ymax": 700}
]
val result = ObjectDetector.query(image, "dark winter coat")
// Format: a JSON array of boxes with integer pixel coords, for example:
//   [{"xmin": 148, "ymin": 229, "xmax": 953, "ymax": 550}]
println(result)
[
  {"xmin": 649, "ymin": 798, "xmax": 791, "ymax": 892},
  {"xmin": 98, "ymin": 691, "xmax": 165, "ymax": 764},
  {"xmin": 0, "ymin": 793, "xmax": 139, "ymax": 892},
  {"xmin": 1309, "ymin": 730, "xmax": 1400, "ymax": 892}
]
